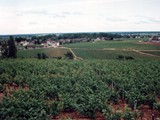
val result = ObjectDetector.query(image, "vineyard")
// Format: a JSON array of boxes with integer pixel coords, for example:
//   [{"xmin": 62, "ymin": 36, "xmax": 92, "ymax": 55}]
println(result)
[
  {"xmin": 62, "ymin": 40, "xmax": 160, "ymax": 60},
  {"xmin": 0, "ymin": 59, "xmax": 160, "ymax": 119},
  {"xmin": 63, "ymin": 40, "xmax": 160, "ymax": 50},
  {"xmin": 16, "ymin": 39, "xmax": 160, "ymax": 60},
  {"xmin": 72, "ymin": 49, "xmax": 160, "ymax": 60},
  {"xmin": 17, "ymin": 48, "xmax": 69, "ymax": 58}
]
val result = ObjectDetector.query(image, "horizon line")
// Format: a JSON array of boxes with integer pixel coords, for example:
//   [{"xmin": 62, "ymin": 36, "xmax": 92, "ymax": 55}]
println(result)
[{"xmin": 0, "ymin": 30, "xmax": 160, "ymax": 36}]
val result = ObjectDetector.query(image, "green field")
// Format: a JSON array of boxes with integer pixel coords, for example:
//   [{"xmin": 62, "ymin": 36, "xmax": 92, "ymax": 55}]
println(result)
[
  {"xmin": 72, "ymin": 49, "xmax": 160, "ymax": 60},
  {"xmin": 0, "ymin": 59, "xmax": 160, "ymax": 119},
  {"xmin": 1, "ymin": 38, "xmax": 160, "ymax": 119},
  {"xmin": 62, "ymin": 39, "xmax": 160, "ymax": 60},
  {"xmin": 17, "ymin": 47, "xmax": 69, "ymax": 58},
  {"xmin": 17, "ymin": 39, "xmax": 160, "ymax": 60},
  {"xmin": 63, "ymin": 39, "xmax": 160, "ymax": 50}
]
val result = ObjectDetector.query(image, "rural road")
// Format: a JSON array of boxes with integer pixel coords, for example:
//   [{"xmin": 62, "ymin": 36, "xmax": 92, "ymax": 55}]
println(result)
[{"xmin": 59, "ymin": 47, "xmax": 83, "ymax": 60}]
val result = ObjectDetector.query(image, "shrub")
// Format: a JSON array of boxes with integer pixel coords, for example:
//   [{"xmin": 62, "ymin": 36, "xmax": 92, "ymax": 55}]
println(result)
[
  {"xmin": 154, "ymin": 102, "xmax": 160, "ymax": 111},
  {"xmin": 117, "ymin": 55, "xmax": 134, "ymax": 60},
  {"xmin": 122, "ymin": 106, "xmax": 133, "ymax": 120},
  {"xmin": 65, "ymin": 52, "xmax": 74, "ymax": 59},
  {"xmin": 111, "ymin": 111, "xmax": 121, "ymax": 120},
  {"xmin": 0, "ymin": 73, "xmax": 12, "ymax": 84},
  {"xmin": 0, "ymin": 83, "xmax": 3, "ymax": 92},
  {"xmin": 0, "ymin": 90, "xmax": 49, "ymax": 120},
  {"xmin": 0, "ymin": 67, "xmax": 5, "ymax": 75}
]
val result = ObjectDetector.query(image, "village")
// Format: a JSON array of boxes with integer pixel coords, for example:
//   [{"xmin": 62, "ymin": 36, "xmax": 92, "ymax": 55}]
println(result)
[
  {"xmin": 0, "ymin": 32, "xmax": 160, "ymax": 54},
  {"xmin": 16, "ymin": 34, "xmax": 160, "ymax": 51},
  {"xmin": 16, "ymin": 38, "xmax": 60, "ymax": 50}
]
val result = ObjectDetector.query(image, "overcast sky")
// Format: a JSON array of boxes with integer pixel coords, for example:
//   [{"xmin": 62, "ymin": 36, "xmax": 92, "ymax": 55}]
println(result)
[{"xmin": 0, "ymin": 0, "xmax": 160, "ymax": 34}]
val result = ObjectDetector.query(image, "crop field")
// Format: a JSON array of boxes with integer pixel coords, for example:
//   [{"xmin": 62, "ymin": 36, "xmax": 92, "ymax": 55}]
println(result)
[
  {"xmin": 17, "ymin": 47, "xmax": 69, "ymax": 58},
  {"xmin": 63, "ymin": 39, "xmax": 160, "ymax": 50},
  {"xmin": 72, "ymin": 49, "xmax": 160, "ymax": 60},
  {"xmin": 17, "ymin": 39, "xmax": 160, "ymax": 60},
  {"xmin": 0, "ymin": 59, "xmax": 160, "ymax": 119},
  {"xmin": 62, "ymin": 39, "xmax": 160, "ymax": 60},
  {"xmin": 0, "ymin": 38, "xmax": 160, "ymax": 120}
]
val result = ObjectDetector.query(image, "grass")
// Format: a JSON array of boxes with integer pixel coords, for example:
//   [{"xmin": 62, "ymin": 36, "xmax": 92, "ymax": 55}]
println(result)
[
  {"xmin": 17, "ymin": 48, "xmax": 69, "ymax": 58},
  {"xmin": 62, "ymin": 38, "xmax": 160, "ymax": 60},
  {"xmin": 63, "ymin": 39, "xmax": 160, "ymax": 50},
  {"xmin": 17, "ymin": 38, "xmax": 160, "ymax": 60},
  {"xmin": 72, "ymin": 49, "xmax": 160, "ymax": 60}
]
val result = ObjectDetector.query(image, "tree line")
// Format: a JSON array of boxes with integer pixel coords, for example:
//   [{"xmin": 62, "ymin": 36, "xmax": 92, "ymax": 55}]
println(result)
[
  {"xmin": 57, "ymin": 33, "xmax": 122, "ymax": 39},
  {"xmin": 0, "ymin": 36, "xmax": 17, "ymax": 58},
  {"xmin": 14, "ymin": 33, "xmax": 122, "ymax": 43}
]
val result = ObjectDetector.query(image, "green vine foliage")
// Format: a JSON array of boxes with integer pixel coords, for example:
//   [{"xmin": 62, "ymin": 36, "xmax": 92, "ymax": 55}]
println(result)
[
  {"xmin": 122, "ymin": 106, "xmax": 133, "ymax": 120},
  {"xmin": 0, "ymin": 90, "xmax": 49, "ymax": 120},
  {"xmin": 0, "ymin": 83, "xmax": 3, "ymax": 92},
  {"xmin": 0, "ymin": 59, "xmax": 159, "ymax": 119}
]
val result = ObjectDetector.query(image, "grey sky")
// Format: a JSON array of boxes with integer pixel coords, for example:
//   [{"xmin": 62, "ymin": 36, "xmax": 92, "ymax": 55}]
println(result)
[{"xmin": 0, "ymin": 0, "xmax": 160, "ymax": 34}]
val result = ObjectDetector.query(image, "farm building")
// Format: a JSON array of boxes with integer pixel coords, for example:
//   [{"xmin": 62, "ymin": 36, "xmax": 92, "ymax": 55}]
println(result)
[
  {"xmin": 149, "ymin": 36, "xmax": 160, "ymax": 43},
  {"xmin": 41, "ymin": 40, "xmax": 59, "ymax": 48}
]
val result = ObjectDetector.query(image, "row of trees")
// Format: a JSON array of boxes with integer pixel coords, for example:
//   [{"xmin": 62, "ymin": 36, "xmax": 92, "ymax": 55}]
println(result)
[
  {"xmin": 57, "ymin": 33, "xmax": 122, "ymax": 39},
  {"xmin": 0, "ymin": 36, "xmax": 17, "ymax": 58},
  {"xmin": 31, "ymin": 33, "xmax": 122, "ymax": 40},
  {"xmin": 14, "ymin": 33, "xmax": 122, "ymax": 44}
]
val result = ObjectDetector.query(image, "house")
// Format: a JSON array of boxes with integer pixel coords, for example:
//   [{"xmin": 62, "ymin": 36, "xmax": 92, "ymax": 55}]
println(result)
[
  {"xmin": 94, "ymin": 38, "xmax": 101, "ymax": 41},
  {"xmin": 17, "ymin": 41, "xmax": 29, "ymax": 46},
  {"xmin": 41, "ymin": 40, "xmax": 59, "ymax": 48},
  {"xmin": 52, "ymin": 41, "xmax": 60, "ymax": 47},
  {"xmin": 26, "ymin": 44, "xmax": 35, "ymax": 49},
  {"xmin": 149, "ymin": 36, "xmax": 160, "ymax": 43}
]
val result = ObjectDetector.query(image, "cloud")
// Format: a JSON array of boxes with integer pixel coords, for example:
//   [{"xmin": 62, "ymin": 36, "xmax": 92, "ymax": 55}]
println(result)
[
  {"xmin": 51, "ymin": 14, "xmax": 66, "ymax": 18},
  {"xmin": 72, "ymin": 12, "xmax": 83, "ymax": 15},
  {"xmin": 61, "ymin": 12, "xmax": 71, "ymax": 15},
  {"xmin": 29, "ymin": 22, "xmax": 37, "ymax": 25},
  {"xmin": 16, "ymin": 9, "xmax": 48, "ymax": 16},
  {"xmin": 106, "ymin": 17, "xmax": 128, "ymax": 22},
  {"xmin": 16, "ymin": 9, "xmax": 84, "ymax": 19},
  {"xmin": 135, "ymin": 16, "xmax": 160, "ymax": 24},
  {"xmin": 1, "ymin": 0, "xmax": 160, "ymax": 34}
]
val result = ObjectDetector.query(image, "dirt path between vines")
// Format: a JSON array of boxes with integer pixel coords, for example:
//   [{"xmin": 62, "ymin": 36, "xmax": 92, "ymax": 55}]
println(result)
[
  {"xmin": 58, "ymin": 47, "xmax": 83, "ymax": 60},
  {"xmin": 54, "ymin": 100, "xmax": 160, "ymax": 120},
  {"xmin": 133, "ymin": 50, "xmax": 160, "ymax": 57},
  {"xmin": 68, "ymin": 48, "xmax": 83, "ymax": 60}
]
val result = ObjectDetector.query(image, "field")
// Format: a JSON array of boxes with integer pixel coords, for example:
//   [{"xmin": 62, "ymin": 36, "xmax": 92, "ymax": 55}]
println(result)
[
  {"xmin": 63, "ymin": 39, "xmax": 160, "ymax": 50},
  {"xmin": 63, "ymin": 39, "xmax": 160, "ymax": 60},
  {"xmin": 72, "ymin": 49, "xmax": 160, "ymax": 60},
  {"xmin": 17, "ymin": 39, "xmax": 160, "ymax": 60},
  {"xmin": 0, "ymin": 59, "xmax": 160, "ymax": 120},
  {"xmin": 0, "ymin": 39, "xmax": 160, "ymax": 120},
  {"xmin": 17, "ymin": 47, "xmax": 69, "ymax": 58}
]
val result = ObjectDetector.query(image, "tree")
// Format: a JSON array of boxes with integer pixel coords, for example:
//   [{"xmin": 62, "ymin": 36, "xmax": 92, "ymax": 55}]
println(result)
[
  {"xmin": 37, "ymin": 53, "xmax": 42, "ymax": 59},
  {"xmin": 42, "ymin": 53, "xmax": 47, "ymax": 59},
  {"xmin": 0, "ymin": 41, "xmax": 8, "ymax": 58},
  {"xmin": 8, "ymin": 36, "xmax": 17, "ymax": 58},
  {"xmin": 65, "ymin": 52, "xmax": 74, "ymax": 59}
]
